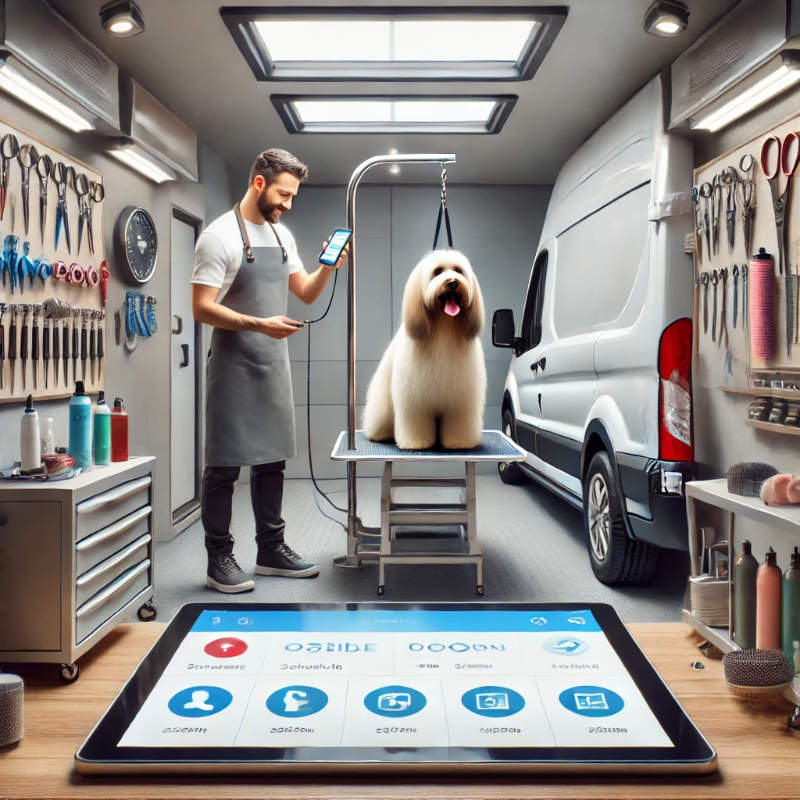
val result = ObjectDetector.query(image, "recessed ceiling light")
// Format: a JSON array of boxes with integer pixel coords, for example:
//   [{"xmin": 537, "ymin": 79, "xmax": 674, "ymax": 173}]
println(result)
[
  {"xmin": 99, "ymin": 0, "xmax": 145, "ymax": 38},
  {"xmin": 644, "ymin": 0, "xmax": 689, "ymax": 38}
]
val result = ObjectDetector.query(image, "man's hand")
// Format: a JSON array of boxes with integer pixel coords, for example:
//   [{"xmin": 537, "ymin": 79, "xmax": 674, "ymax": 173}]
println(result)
[{"xmin": 259, "ymin": 315, "xmax": 305, "ymax": 338}]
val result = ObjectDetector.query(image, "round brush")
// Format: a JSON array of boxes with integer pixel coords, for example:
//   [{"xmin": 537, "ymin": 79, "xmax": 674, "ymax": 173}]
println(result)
[
  {"xmin": 722, "ymin": 648, "xmax": 793, "ymax": 699},
  {"xmin": 727, "ymin": 462, "xmax": 778, "ymax": 497}
]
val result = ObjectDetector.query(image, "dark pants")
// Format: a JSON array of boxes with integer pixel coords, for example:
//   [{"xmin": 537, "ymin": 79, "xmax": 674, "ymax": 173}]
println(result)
[{"xmin": 201, "ymin": 461, "xmax": 286, "ymax": 558}]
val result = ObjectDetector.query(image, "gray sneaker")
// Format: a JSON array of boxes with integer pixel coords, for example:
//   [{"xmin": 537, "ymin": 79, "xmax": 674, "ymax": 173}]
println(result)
[
  {"xmin": 206, "ymin": 553, "xmax": 255, "ymax": 593},
  {"xmin": 255, "ymin": 543, "xmax": 320, "ymax": 578}
]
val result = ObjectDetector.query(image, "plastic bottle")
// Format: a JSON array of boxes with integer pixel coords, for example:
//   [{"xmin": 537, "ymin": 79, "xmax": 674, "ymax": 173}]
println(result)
[
  {"xmin": 111, "ymin": 397, "xmax": 129, "ymax": 462},
  {"xmin": 93, "ymin": 391, "xmax": 111, "ymax": 466},
  {"xmin": 782, "ymin": 546, "xmax": 800, "ymax": 672},
  {"xmin": 68, "ymin": 381, "xmax": 93, "ymax": 472},
  {"xmin": 756, "ymin": 547, "xmax": 782, "ymax": 650},
  {"xmin": 40, "ymin": 416, "xmax": 55, "ymax": 457},
  {"xmin": 733, "ymin": 539, "xmax": 759, "ymax": 650},
  {"xmin": 20, "ymin": 394, "xmax": 42, "ymax": 473}
]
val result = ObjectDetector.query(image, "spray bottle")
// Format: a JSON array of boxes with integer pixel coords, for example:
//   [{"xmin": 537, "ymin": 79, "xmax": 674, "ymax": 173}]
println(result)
[
  {"xmin": 783, "ymin": 546, "xmax": 800, "ymax": 673},
  {"xmin": 756, "ymin": 547, "xmax": 782, "ymax": 650},
  {"xmin": 733, "ymin": 540, "xmax": 758, "ymax": 649},
  {"xmin": 20, "ymin": 394, "xmax": 42, "ymax": 474},
  {"xmin": 111, "ymin": 397, "xmax": 129, "ymax": 462},
  {"xmin": 93, "ymin": 391, "xmax": 111, "ymax": 466},
  {"xmin": 68, "ymin": 381, "xmax": 92, "ymax": 471}
]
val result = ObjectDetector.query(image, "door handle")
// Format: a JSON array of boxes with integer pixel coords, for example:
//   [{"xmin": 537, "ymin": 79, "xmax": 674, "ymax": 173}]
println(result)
[
  {"xmin": 538, "ymin": 357, "xmax": 546, "ymax": 372},
  {"xmin": 172, "ymin": 314, "xmax": 183, "ymax": 335},
  {"xmin": 179, "ymin": 343, "xmax": 189, "ymax": 368}
]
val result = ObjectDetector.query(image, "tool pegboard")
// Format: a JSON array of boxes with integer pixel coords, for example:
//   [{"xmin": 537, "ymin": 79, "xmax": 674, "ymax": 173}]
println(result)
[{"xmin": 0, "ymin": 117, "xmax": 107, "ymax": 404}]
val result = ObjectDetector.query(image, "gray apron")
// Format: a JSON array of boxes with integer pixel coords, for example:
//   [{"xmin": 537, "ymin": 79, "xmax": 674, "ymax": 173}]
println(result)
[{"xmin": 204, "ymin": 205, "xmax": 296, "ymax": 466}]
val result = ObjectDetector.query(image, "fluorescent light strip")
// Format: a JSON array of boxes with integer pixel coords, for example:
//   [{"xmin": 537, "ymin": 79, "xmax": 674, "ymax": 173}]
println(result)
[
  {"xmin": 693, "ymin": 64, "xmax": 800, "ymax": 132},
  {"xmin": 255, "ymin": 19, "xmax": 535, "ymax": 63},
  {"xmin": 109, "ymin": 146, "xmax": 175, "ymax": 183},
  {"xmin": 293, "ymin": 99, "xmax": 496, "ymax": 124},
  {"xmin": 0, "ymin": 62, "xmax": 93, "ymax": 132}
]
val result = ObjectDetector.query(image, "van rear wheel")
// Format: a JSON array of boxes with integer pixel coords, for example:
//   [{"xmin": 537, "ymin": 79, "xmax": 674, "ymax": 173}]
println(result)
[
  {"xmin": 498, "ymin": 410, "xmax": 526, "ymax": 485},
  {"xmin": 583, "ymin": 451, "xmax": 658, "ymax": 586}
]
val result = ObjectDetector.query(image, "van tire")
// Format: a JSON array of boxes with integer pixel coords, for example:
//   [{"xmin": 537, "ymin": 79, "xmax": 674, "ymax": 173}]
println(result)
[
  {"xmin": 583, "ymin": 451, "xmax": 658, "ymax": 586},
  {"xmin": 498, "ymin": 410, "xmax": 527, "ymax": 485}
]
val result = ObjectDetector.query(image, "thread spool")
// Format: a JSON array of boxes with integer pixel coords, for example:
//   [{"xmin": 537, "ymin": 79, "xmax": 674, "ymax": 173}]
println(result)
[
  {"xmin": 0, "ymin": 674, "xmax": 24, "ymax": 747},
  {"xmin": 749, "ymin": 248, "xmax": 775, "ymax": 361}
]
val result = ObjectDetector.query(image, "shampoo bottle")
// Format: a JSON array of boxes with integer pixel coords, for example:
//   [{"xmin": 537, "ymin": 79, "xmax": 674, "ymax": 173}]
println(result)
[
  {"xmin": 733, "ymin": 539, "xmax": 759, "ymax": 649},
  {"xmin": 756, "ymin": 547, "xmax": 782, "ymax": 650},
  {"xmin": 20, "ymin": 394, "xmax": 42, "ymax": 473},
  {"xmin": 783, "ymin": 546, "xmax": 800, "ymax": 672},
  {"xmin": 68, "ymin": 381, "xmax": 93, "ymax": 472},
  {"xmin": 40, "ymin": 416, "xmax": 55, "ymax": 457},
  {"xmin": 93, "ymin": 392, "xmax": 111, "ymax": 466},
  {"xmin": 111, "ymin": 397, "xmax": 129, "ymax": 462}
]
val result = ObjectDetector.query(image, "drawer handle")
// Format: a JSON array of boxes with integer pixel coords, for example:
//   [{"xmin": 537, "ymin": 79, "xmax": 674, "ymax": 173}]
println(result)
[
  {"xmin": 76, "ymin": 505, "xmax": 151, "ymax": 551},
  {"xmin": 77, "ymin": 476, "xmax": 152, "ymax": 514},
  {"xmin": 76, "ymin": 534, "xmax": 151, "ymax": 587},
  {"xmin": 76, "ymin": 559, "xmax": 150, "ymax": 618}
]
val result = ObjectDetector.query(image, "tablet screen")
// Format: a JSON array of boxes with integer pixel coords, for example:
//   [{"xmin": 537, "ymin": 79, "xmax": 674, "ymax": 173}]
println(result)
[{"xmin": 76, "ymin": 603, "xmax": 716, "ymax": 773}]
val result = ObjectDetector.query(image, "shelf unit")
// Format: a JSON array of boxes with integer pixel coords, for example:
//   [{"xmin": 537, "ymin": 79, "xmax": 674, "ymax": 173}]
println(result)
[
  {"xmin": 745, "ymin": 419, "xmax": 800, "ymax": 436},
  {"xmin": 719, "ymin": 386, "xmax": 800, "ymax": 400},
  {"xmin": 683, "ymin": 478, "xmax": 800, "ymax": 704}
]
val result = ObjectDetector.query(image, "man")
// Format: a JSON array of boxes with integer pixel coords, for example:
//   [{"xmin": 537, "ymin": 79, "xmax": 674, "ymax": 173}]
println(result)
[{"xmin": 191, "ymin": 148, "xmax": 345, "ymax": 593}]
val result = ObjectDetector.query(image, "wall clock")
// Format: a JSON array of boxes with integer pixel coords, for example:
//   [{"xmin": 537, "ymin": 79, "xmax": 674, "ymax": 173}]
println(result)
[{"xmin": 116, "ymin": 206, "xmax": 158, "ymax": 283}]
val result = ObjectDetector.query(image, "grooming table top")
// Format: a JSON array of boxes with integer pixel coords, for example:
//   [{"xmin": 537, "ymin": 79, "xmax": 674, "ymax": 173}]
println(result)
[{"xmin": 331, "ymin": 429, "xmax": 526, "ymax": 462}]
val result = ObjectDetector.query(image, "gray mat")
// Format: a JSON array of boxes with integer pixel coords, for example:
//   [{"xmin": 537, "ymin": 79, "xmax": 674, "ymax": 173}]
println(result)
[{"xmin": 150, "ymin": 475, "xmax": 689, "ymax": 626}]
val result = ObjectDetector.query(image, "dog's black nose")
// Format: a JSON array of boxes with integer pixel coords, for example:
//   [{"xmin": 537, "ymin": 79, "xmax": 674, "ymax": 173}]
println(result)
[{"xmin": 447, "ymin": 279, "xmax": 458, "ymax": 290}]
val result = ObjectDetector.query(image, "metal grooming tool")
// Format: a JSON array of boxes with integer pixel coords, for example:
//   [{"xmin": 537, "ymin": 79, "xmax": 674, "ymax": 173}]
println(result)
[
  {"xmin": 711, "ymin": 269, "xmax": 719, "ymax": 342},
  {"xmin": 742, "ymin": 263, "xmax": 749, "ymax": 339},
  {"xmin": 97, "ymin": 312, "xmax": 104, "ymax": 381},
  {"xmin": 81, "ymin": 310, "xmax": 88, "ymax": 382},
  {"xmin": 701, "ymin": 271, "xmax": 710, "ymax": 334},
  {"xmin": 89, "ymin": 311, "xmax": 96, "ymax": 385},
  {"xmin": 692, "ymin": 187, "xmax": 705, "ymax": 263},
  {"xmin": 718, "ymin": 267, "xmax": 729, "ymax": 349},
  {"xmin": 31, "ymin": 304, "xmax": 40, "ymax": 389},
  {"xmin": 737, "ymin": 153, "xmax": 755, "ymax": 259},
  {"xmin": 0, "ymin": 303, "xmax": 5, "ymax": 390},
  {"xmin": 20, "ymin": 304, "xmax": 29, "ymax": 390},
  {"xmin": 723, "ymin": 166, "xmax": 737, "ymax": 253},
  {"xmin": 732, "ymin": 264, "xmax": 739, "ymax": 329},
  {"xmin": 8, "ymin": 304, "xmax": 17, "ymax": 393},
  {"xmin": 72, "ymin": 309, "xmax": 79, "ymax": 384},
  {"xmin": 711, "ymin": 175, "xmax": 723, "ymax": 256},
  {"xmin": 699, "ymin": 183, "xmax": 713, "ymax": 257},
  {"xmin": 36, "ymin": 154, "xmax": 52, "ymax": 247},
  {"xmin": 62, "ymin": 316, "xmax": 69, "ymax": 387}
]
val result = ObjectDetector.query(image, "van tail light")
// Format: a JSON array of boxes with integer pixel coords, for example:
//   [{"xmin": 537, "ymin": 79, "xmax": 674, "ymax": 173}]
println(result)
[{"xmin": 658, "ymin": 318, "xmax": 693, "ymax": 462}]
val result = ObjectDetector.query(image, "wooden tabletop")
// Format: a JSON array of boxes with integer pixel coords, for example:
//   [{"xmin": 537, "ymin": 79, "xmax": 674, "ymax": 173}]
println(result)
[{"xmin": 1, "ymin": 621, "xmax": 798, "ymax": 799}]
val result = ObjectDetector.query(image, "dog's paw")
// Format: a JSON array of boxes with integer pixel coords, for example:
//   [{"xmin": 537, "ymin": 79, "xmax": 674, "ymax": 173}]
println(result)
[
  {"xmin": 395, "ymin": 437, "xmax": 435, "ymax": 450},
  {"xmin": 440, "ymin": 435, "xmax": 481, "ymax": 450}
]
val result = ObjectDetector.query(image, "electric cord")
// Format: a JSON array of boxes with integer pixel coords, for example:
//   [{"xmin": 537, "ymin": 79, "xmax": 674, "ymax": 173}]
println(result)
[{"xmin": 303, "ymin": 266, "xmax": 347, "ymax": 513}]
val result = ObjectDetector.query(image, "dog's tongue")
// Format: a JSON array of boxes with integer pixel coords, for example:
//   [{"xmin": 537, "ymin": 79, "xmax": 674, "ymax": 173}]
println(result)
[{"xmin": 444, "ymin": 299, "xmax": 461, "ymax": 317}]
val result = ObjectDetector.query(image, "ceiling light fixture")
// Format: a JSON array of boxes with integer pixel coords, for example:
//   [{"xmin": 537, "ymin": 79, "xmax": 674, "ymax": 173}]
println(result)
[
  {"xmin": 108, "ymin": 143, "xmax": 176, "ymax": 183},
  {"xmin": 99, "ymin": 0, "xmax": 145, "ymax": 38},
  {"xmin": 644, "ymin": 0, "xmax": 689, "ymax": 37}
]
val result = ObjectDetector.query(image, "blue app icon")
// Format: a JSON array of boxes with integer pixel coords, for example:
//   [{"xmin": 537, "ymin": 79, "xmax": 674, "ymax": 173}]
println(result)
[
  {"xmin": 168, "ymin": 686, "xmax": 233, "ymax": 717},
  {"xmin": 558, "ymin": 685, "xmax": 624, "ymax": 717},
  {"xmin": 364, "ymin": 685, "xmax": 426, "ymax": 717},
  {"xmin": 461, "ymin": 685, "xmax": 525, "ymax": 717},
  {"xmin": 543, "ymin": 637, "xmax": 588, "ymax": 656},
  {"xmin": 266, "ymin": 685, "xmax": 329, "ymax": 718}
]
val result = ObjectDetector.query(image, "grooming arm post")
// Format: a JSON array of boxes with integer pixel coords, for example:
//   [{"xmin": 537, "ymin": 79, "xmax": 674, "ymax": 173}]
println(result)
[{"xmin": 341, "ymin": 153, "xmax": 456, "ymax": 564}]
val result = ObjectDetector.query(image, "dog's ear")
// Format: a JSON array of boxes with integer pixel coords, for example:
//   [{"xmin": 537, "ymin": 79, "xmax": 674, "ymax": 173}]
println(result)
[
  {"xmin": 403, "ymin": 266, "xmax": 431, "ymax": 339},
  {"xmin": 461, "ymin": 269, "xmax": 484, "ymax": 338}
]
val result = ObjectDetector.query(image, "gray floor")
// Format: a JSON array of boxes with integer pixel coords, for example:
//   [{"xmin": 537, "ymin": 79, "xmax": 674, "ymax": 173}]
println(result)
[{"xmin": 153, "ymin": 473, "xmax": 690, "ymax": 625}]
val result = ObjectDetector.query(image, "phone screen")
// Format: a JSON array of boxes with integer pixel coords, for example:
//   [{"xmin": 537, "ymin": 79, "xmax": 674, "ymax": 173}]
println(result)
[{"xmin": 319, "ymin": 228, "xmax": 352, "ymax": 266}]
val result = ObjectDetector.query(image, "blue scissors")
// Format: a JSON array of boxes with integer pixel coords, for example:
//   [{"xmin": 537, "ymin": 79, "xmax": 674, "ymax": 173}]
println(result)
[{"xmin": 53, "ymin": 161, "xmax": 75, "ymax": 253}]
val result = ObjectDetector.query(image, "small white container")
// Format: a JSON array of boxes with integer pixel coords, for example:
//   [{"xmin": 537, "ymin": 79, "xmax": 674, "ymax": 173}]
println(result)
[{"xmin": 20, "ymin": 395, "xmax": 42, "ymax": 474}]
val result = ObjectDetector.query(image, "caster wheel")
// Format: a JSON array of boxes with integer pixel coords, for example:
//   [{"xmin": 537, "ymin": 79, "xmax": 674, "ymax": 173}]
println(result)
[
  {"xmin": 476, "ymin": 585, "xmax": 484, "ymax": 596},
  {"xmin": 59, "ymin": 662, "xmax": 79, "ymax": 683},
  {"xmin": 137, "ymin": 601, "xmax": 157, "ymax": 622},
  {"xmin": 377, "ymin": 585, "xmax": 385, "ymax": 596}
]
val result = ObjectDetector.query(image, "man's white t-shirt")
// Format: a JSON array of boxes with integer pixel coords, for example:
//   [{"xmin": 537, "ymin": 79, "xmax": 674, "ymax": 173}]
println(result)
[{"xmin": 191, "ymin": 209, "xmax": 303, "ymax": 301}]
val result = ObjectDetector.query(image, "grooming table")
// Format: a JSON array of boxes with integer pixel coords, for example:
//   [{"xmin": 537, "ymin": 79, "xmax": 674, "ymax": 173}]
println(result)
[{"xmin": 331, "ymin": 429, "xmax": 525, "ymax": 595}]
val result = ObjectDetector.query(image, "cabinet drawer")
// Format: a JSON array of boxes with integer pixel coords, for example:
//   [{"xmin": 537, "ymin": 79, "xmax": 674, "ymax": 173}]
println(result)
[
  {"xmin": 75, "ymin": 559, "xmax": 151, "ymax": 645},
  {"xmin": 76, "ymin": 475, "xmax": 152, "ymax": 539},
  {"xmin": 75, "ymin": 505, "xmax": 151, "ymax": 573},
  {"xmin": 75, "ymin": 534, "xmax": 151, "ymax": 607}
]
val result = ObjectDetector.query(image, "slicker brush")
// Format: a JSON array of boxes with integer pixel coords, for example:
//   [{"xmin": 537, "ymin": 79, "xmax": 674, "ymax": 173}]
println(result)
[
  {"xmin": 722, "ymin": 648, "xmax": 793, "ymax": 699},
  {"xmin": 726, "ymin": 462, "xmax": 778, "ymax": 497}
]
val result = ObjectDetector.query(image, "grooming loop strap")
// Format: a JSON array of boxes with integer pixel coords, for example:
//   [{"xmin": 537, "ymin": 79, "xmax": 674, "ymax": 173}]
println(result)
[{"xmin": 432, "ymin": 165, "xmax": 454, "ymax": 250}]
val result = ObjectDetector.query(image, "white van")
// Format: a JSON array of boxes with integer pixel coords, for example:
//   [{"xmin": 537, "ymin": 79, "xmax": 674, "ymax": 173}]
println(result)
[{"xmin": 492, "ymin": 76, "xmax": 695, "ymax": 586}]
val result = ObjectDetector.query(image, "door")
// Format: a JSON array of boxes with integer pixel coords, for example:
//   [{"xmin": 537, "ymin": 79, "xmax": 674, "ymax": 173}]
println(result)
[{"xmin": 170, "ymin": 210, "xmax": 201, "ymax": 528}]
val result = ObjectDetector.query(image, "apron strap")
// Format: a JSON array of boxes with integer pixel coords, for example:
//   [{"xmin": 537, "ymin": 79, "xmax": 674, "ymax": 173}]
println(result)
[{"xmin": 233, "ymin": 203, "xmax": 255, "ymax": 263}]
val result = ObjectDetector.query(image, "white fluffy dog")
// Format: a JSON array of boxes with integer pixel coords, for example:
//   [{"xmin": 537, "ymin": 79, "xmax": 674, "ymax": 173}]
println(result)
[{"xmin": 363, "ymin": 249, "xmax": 486, "ymax": 450}]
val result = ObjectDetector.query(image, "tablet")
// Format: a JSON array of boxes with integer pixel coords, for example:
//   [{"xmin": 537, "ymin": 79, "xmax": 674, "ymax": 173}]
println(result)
[{"xmin": 75, "ymin": 602, "xmax": 716, "ymax": 775}]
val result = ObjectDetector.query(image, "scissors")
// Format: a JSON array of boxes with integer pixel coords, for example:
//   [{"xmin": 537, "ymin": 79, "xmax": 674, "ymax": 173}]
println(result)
[
  {"xmin": 721, "ymin": 165, "xmax": 738, "ymax": 253},
  {"xmin": 697, "ymin": 181, "xmax": 714, "ymax": 257},
  {"xmin": 736, "ymin": 153, "xmax": 755, "ymax": 258},
  {"xmin": 36, "ymin": 153, "xmax": 52, "ymax": 247},
  {"xmin": 75, "ymin": 173, "xmax": 105, "ymax": 254},
  {"xmin": 760, "ymin": 131, "xmax": 800, "ymax": 354},
  {"xmin": 17, "ymin": 143, "xmax": 39, "ymax": 237},
  {"xmin": 0, "ymin": 133, "xmax": 20, "ymax": 220},
  {"xmin": 692, "ymin": 187, "xmax": 705, "ymax": 263},
  {"xmin": 53, "ymin": 161, "xmax": 75, "ymax": 253}
]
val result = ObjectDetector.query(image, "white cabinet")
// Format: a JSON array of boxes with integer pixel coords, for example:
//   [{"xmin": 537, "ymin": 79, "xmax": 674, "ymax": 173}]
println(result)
[{"xmin": 0, "ymin": 457, "xmax": 156, "ymax": 681}]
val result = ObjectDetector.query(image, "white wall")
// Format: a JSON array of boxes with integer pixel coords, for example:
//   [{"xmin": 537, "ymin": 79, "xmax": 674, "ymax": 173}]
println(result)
[{"xmin": 281, "ymin": 183, "xmax": 551, "ymax": 479}]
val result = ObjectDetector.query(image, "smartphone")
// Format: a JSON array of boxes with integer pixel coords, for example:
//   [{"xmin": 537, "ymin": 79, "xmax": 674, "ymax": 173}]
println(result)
[{"xmin": 318, "ymin": 228, "xmax": 352, "ymax": 266}]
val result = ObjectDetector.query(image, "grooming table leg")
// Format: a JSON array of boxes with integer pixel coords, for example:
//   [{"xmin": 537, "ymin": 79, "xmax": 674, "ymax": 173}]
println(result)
[{"xmin": 378, "ymin": 462, "xmax": 392, "ymax": 594}]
